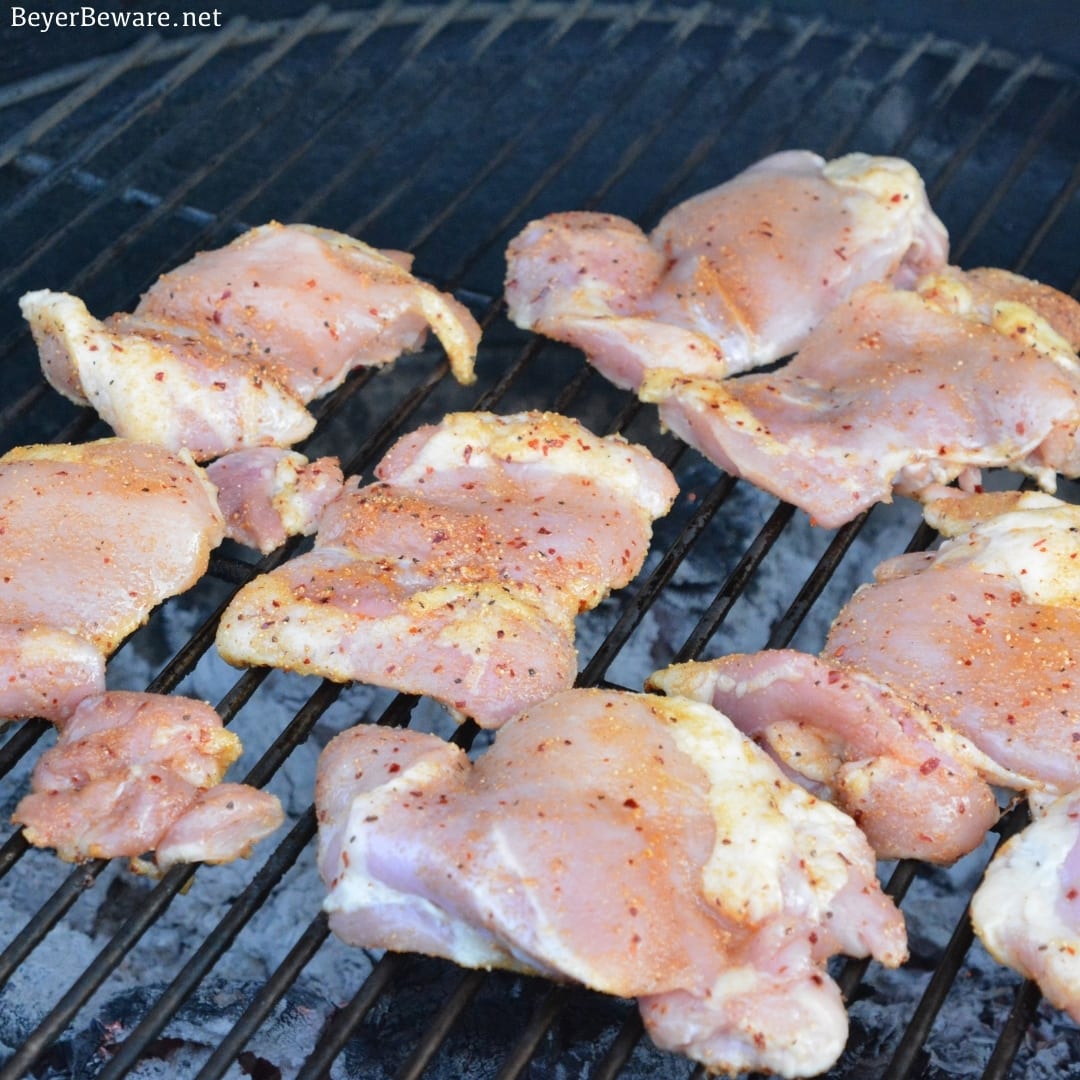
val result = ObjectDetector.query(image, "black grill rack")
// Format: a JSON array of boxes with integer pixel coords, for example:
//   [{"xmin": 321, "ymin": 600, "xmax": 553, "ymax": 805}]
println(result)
[{"xmin": 1, "ymin": 4, "xmax": 1078, "ymax": 1078}]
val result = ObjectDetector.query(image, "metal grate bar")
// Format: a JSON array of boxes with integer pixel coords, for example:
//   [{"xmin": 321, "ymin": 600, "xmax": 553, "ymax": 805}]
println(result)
[
  {"xmin": 1013, "ymin": 160, "xmax": 1080, "ymax": 276},
  {"xmin": 0, "ymin": 35, "xmax": 161, "ymax": 171},
  {"xmin": 493, "ymin": 983, "xmax": 573, "ymax": 1080},
  {"xmin": 591, "ymin": 1010, "xmax": 648, "ymax": 1080},
  {"xmin": 92, "ymin": 810, "xmax": 321, "ymax": 1080},
  {"xmin": 883, "ymin": 802, "xmax": 1033, "ymax": 1080},
  {"xmin": 950, "ymin": 79, "xmax": 1080, "ymax": 264},
  {"xmin": 0, "ymin": 4, "xmax": 334, "ymax": 297},
  {"xmin": 579, "ymin": 472, "xmax": 734, "ymax": 685},
  {"xmin": 294, "ymin": 0, "xmax": 583, "ymax": 228},
  {"xmin": 891, "ymin": 40, "xmax": 991, "ymax": 156},
  {"xmin": 635, "ymin": 15, "xmax": 826, "ymax": 225},
  {"xmin": 671, "ymin": 501, "xmax": 795, "ymax": 666},
  {"xmin": 0, "ymin": 859, "xmax": 108, "ymax": 999},
  {"xmin": 392, "ymin": 969, "xmax": 487, "ymax": 1080},
  {"xmin": 191, "ymin": 912, "xmax": 332, "ymax": 1080},
  {"xmin": 822, "ymin": 31, "xmax": 936, "ymax": 159},
  {"xmin": 983, "ymin": 980, "xmax": 1045, "ymax": 1080},
  {"xmin": 0, "ymin": 18, "xmax": 249, "ymax": 227},
  {"xmin": 293, "ymin": 952, "xmax": 406, "ymax": 1080},
  {"xmin": 924, "ymin": 51, "xmax": 1047, "ymax": 204},
  {"xmin": 408, "ymin": 2, "xmax": 717, "ymax": 283}
]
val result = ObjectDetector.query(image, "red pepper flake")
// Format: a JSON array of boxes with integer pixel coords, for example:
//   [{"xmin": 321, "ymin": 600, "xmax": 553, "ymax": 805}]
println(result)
[
  {"xmin": 387, "ymin": 762, "xmax": 400, "ymax": 774},
  {"xmin": 919, "ymin": 757, "xmax": 940, "ymax": 775},
  {"xmin": 154, "ymin": 371, "xmax": 166, "ymax": 382},
  {"xmin": 623, "ymin": 797, "xmax": 639, "ymax": 809}
]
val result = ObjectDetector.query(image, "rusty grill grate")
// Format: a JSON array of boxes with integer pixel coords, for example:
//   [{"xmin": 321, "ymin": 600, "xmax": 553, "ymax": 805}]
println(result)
[{"xmin": 1, "ymin": 3, "xmax": 1079, "ymax": 1077}]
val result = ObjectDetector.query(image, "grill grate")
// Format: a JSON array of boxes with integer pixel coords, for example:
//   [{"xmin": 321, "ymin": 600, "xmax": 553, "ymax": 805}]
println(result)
[{"xmin": 1, "ymin": 3, "xmax": 1078, "ymax": 1077}]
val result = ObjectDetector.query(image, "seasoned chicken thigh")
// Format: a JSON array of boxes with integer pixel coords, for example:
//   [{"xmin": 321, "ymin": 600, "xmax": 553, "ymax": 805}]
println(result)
[
  {"xmin": 641, "ymin": 268, "xmax": 1080, "ymax": 527},
  {"xmin": 316, "ymin": 689, "xmax": 906, "ymax": 1079},
  {"xmin": 12, "ymin": 691, "xmax": 283, "ymax": 871},
  {"xmin": 505, "ymin": 150, "xmax": 947, "ymax": 388},
  {"xmin": 650, "ymin": 490, "xmax": 1080, "ymax": 863},
  {"xmin": 0, "ymin": 439, "xmax": 225, "ymax": 723},
  {"xmin": 21, "ymin": 223, "xmax": 482, "ymax": 461},
  {"xmin": 216, "ymin": 412, "xmax": 678, "ymax": 728}
]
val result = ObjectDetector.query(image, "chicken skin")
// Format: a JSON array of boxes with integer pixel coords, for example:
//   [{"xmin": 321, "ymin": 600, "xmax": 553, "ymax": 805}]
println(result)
[
  {"xmin": 504, "ymin": 150, "xmax": 947, "ymax": 388},
  {"xmin": 0, "ymin": 439, "xmax": 225, "ymax": 723},
  {"xmin": 650, "ymin": 490, "xmax": 1080, "ymax": 863},
  {"xmin": 641, "ymin": 267, "xmax": 1080, "ymax": 528},
  {"xmin": 216, "ymin": 411, "xmax": 678, "ymax": 728},
  {"xmin": 21, "ymin": 223, "xmax": 482, "ymax": 461},
  {"xmin": 316, "ymin": 689, "xmax": 906, "ymax": 1079},
  {"xmin": 12, "ymin": 691, "xmax": 283, "ymax": 871}
]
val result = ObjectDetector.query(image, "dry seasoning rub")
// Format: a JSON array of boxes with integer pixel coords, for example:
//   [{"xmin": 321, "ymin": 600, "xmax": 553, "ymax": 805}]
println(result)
[
  {"xmin": 216, "ymin": 411, "xmax": 678, "ymax": 728},
  {"xmin": 315, "ymin": 688, "xmax": 907, "ymax": 1079},
  {"xmin": 650, "ymin": 490, "xmax": 1080, "ymax": 864},
  {"xmin": 20, "ymin": 223, "xmax": 481, "ymax": 461},
  {"xmin": 504, "ymin": 150, "xmax": 948, "ymax": 388}
]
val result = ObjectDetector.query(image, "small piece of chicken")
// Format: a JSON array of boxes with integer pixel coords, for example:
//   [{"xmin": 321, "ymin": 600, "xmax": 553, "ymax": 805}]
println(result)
[
  {"xmin": 505, "ymin": 150, "xmax": 948, "ymax": 388},
  {"xmin": 316, "ymin": 688, "xmax": 906, "ymax": 1079},
  {"xmin": 970, "ymin": 790, "xmax": 1080, "ymax": 1023},
  {"xmin": 0, "ymin": 440, "xmax": 224, "ymax": 691},
  {"xmin": 640, "ymin": 268, "xmax": 1080, "ymax": 527},
  {"xmin": 11, "ymin": 691, "xmax": 283, "ymax": 871},
  {"xmin": 216, "ymin": 411, "xmax": 678, "ymax": 728},
  {"xmin": 21, "ymin": 223, "xmax": 482, "ymax": 461},
  {"xmin": 651, "ymin": 490, "xmax": 1080, "ymax": 864},
  {"xmin": 206, "ymin": 447, "xmax": 344, "ymax": 553}
]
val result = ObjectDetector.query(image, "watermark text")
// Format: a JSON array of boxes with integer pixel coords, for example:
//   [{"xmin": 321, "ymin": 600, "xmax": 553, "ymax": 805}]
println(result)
[{"xmin": 10, "ymin": 7, "xmax": 223, "ymax": 32}]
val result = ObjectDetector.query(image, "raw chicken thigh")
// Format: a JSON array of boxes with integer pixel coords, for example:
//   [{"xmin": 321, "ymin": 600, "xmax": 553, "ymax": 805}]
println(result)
[
  {"xmin": 0, "ymin": 439, "xmax": 224, "ymax": 722},
  {"xmin": 652, "ymin": 490, "xmax": 1080, "ymax": 862},
  {"xmin": 216, "ymin": 412, "xmax": 678, "ymax": 728},
  {"xmin": 970, "ymin": 789, "xmax": 1080, "ymax": 1022},
  {"xmin": 12, "ymin": 691, "xmax": 283, "ymax": 871},
  {"xmin": 20, "ymin": 223, "xmax": 482, "ymax": 461},
  {"xmin": 641, "ymin": 267, "xmax": 1080, "ymax": 527},
  {"xmin": 316, "ymin": 688, "xmax": 907, "ymax": 1079},
  {"xmin": 505, "ymin": 150, "xmax": 947, "ymax": 388}
]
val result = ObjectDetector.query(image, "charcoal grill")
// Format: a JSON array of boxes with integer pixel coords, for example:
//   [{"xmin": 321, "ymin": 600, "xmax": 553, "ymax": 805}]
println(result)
[{"xmin": 1, "ymin": 3, "xmax": 1078, "ymax": 1077}]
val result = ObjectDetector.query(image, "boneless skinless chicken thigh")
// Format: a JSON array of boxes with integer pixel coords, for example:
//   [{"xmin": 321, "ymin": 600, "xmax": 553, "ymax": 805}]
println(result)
[
  {"xmin": 216, "ymin": 411, "xmax": 678, "ymax": 728},
  {"xmin": 0, "ymin": 439, "xmax": 224, "ymax": 722},
  {"xmin": 316, "ymin": 688, "xmax": 906, "ymax": 1079},
  {"xmin": 504, "ymin": 150, "xmax": 948, "ymax": 388},
  {"xmin": 641, "ymin": 266, "xmax": 1080, "ymax": 528},
  {"xmin": 650, "ymin": 490, "xmax": 1080, "ymax": 864},
  {"xmin": 20, "ymin": 223, "xmax": 482, "ymax": 461}
]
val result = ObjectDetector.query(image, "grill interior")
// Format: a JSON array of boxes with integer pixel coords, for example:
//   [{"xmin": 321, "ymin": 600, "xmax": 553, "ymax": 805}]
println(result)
[{"xmin": 1, "ymin": 4, "xmax": 1079, "ymax": 1077}]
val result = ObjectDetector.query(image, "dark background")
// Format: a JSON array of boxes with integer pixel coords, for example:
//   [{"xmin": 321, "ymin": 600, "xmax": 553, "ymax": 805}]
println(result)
[{"xmin": 1, "ymin": 0, "xmax": 1077, "ymax": 88}]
